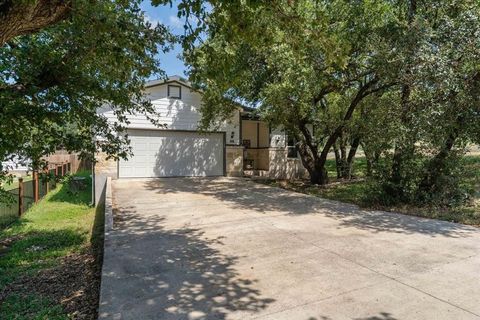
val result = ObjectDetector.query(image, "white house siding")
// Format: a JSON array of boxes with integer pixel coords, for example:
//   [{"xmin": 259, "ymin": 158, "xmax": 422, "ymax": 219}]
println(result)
[
  {"xmin": 269, "ymin": 125, "xmax": 314, "ymax": 148},
  {"xmin": 99, "ymin": 82, "xmax": 240, "ymax": 145},
  {"xmin": 270, "ymin": 126, "xmax": 286, "ymax": 148},
  {"xmin": 96, "ymin": 80, "xmax": 242, "ymax": 179}
]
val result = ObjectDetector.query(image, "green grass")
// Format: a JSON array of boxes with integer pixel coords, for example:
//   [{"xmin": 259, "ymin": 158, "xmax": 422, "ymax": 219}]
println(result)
[
  {"xmin": 324, "ymin": 157, "xmax": 368, "ymax": 179},
  {"xmin": 261, "ymin": 156, "xmax": 480, "ymax": 226},
  {"xmin": 0, "ymin": 171, "xmax": 97, "ymax": 318},
  {"xmin": 1, "ymin": 294, "xmax": 68, "ymax": 320}
]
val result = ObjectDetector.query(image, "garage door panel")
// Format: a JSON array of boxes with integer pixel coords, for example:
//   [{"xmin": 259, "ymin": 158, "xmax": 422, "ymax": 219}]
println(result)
[{"xmin": 119, "ymin": 130, "xmax": 224, "ymax": 178}]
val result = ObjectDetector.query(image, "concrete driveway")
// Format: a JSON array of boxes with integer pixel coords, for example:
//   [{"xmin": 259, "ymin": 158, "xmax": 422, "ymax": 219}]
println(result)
[{"xmin": 99, "ymin": 177, "xmax": 480, "ymax": 320}]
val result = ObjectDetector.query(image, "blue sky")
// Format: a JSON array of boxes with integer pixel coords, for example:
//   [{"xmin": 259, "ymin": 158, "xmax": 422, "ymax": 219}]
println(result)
[{"xmin": 140, "ymin": 0, "xmax": 188, "ymax": 78}]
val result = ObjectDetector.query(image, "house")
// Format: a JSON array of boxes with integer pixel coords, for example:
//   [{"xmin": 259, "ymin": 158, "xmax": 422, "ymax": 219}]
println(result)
[{"xmin": 95, "ymin": 76, "xmax": 309, "ymax": 180}]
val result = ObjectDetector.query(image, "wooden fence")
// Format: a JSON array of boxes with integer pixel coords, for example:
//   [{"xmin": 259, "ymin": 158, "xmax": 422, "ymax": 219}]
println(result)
[{"xmin": 0, "ymin": 161, "xmax": 73, "ymax": 226}]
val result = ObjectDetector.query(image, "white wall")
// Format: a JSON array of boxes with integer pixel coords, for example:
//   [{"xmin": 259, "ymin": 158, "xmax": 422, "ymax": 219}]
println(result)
[
  {"xmin": 269, "ymin": 125, "xmax": 314, "ymax": 148},
  {"xmin": 98, "ymin": 82, "xmax": 241, "ymax": 145},
  {"xmin": 270, "ymin": 126, "xmax": 286, "ymax": 148}
]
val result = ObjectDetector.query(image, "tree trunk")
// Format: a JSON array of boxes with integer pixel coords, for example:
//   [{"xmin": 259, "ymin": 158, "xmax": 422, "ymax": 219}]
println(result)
[
  {"xmin": 296, "ymin": 140, "xmax": 329, "ymax": 185},
  {"xmin": 339, "ymin": 135, "xmax": 348, "ymax": 178},
  {"xmin": 333, "ymin": 143, "xmax": 342, "ymax": 179},
  {"xmin": 343, "ymin": 137, "xmax": 360, "ymax": 179},
  {"xmin": 417, "ymin": 133, "xmax": 457, "ymax": 195},
  {"xmin": 0, "ymin": 0, "xmax": 71, "ymax": 46},
  {"xmin": 293, "ymin": 77, "xmax": 383, "ymax": 185},
  {"xmin": 417, "ymin": 114, "xmax": 464, "ymax": 195}
]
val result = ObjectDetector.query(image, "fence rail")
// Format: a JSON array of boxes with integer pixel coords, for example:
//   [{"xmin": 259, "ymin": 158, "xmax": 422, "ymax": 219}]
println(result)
[{"xmin": 0, "ymin": 161, "xmax": 74, "ymax": 226}]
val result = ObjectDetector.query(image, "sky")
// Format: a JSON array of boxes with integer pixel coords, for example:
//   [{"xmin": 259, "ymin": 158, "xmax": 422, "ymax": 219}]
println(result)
[{"xmin": 140, "ymin": 0, "xmax": 189, "ymax": 79}]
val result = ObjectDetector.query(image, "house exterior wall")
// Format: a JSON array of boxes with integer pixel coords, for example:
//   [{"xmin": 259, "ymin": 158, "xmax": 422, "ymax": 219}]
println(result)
[
  {"xmin": 244, "ymin": 148, "xmax": 269, "ymax": 170},
  {"xmin": 270, "ymin": 127, "xmax": 287, "ymax": 148},
  {"xmin": 98, "ymin": 82, "xmax": 241, "ymax": 145},
  {"xmin": 226, "ymin": 146, "xmax": 243, "ymax": 177},
  {"xmin": 268, "ymin": 148, "xmax": 309, "ymax": 180},
  {"xmin": 96, "ymin": 79, "xmax": 312, "ymax": 180},
  {"xmin": 95, "ymin": 152, "xmax": 117, "ymax": 179},
  {"xmin": 241, "ymin": 120, "xmax": 258, "ymax": 147},
  {"xmin": 268, "ymin": 126, "xmax": 309, "ymax": 179},
  {"xmin": 240, "ymin": 123, "xmax": 311, "ymax": 179},
  {"xmin": 241, "ymin": 120, "xmax": 269, "ymax": 148}
]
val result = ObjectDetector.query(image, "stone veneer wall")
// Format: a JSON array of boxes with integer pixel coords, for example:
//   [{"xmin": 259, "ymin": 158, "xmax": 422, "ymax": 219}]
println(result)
[
  {"xmin": 226, "ymin": 146, "xmax": 244, "ymax": 177},
  {"xmin": 268, "ymin": 148, "xmax": 309, "ymax": 180},
  {"xmin": 95, "ymin": 152, "xmax": 118, "ymax": 179}
]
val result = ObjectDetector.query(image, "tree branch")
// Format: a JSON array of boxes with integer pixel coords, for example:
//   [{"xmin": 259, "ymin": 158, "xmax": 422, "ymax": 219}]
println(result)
[{"xmin": 0, "ymin": 0, "xmax": 71, "ymax": 46}]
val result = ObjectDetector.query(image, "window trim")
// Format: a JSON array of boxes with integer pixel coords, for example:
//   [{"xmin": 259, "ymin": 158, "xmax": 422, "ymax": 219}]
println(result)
[
  {"xmin": 167, "ymin": 84, "xmax": 182, "ymax": 99},
  {"xmin": 286, "ymin": 135, "xmax": 298, "ymax": 159}
]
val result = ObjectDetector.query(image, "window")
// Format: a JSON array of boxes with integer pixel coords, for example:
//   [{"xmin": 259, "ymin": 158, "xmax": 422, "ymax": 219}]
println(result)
[
  {"xmin": 167, "ymin": 84, "xmax": 181, "ymax": 99},
  {"xmin": 287, "ymin": 135, "xmax": 298, "ymax": 158}
]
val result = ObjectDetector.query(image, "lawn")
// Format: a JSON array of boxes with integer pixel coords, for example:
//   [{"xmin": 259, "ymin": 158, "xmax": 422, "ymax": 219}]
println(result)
[
  {"xmin": 0, "ymin": 171, "xmax": 104, "ymax": 319},
  {"xmin": 259, "ymin": 156, "xmax": 480, "ymax": 226}
]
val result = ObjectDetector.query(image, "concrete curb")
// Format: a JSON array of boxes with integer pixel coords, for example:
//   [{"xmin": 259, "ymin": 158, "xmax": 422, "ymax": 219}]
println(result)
[
  {"xmin": 104, "ymin": 177, "xmax": 113, "ymax": 233},
  {"xmin": 98, "ymin": 177, "xmax": 113, "ymax": 319}
]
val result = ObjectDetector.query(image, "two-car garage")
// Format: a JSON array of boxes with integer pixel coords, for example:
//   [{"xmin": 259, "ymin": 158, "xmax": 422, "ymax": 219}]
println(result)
[{"xmin": 118, "ymin": 129, "xmax": 225, "ymax": 178}]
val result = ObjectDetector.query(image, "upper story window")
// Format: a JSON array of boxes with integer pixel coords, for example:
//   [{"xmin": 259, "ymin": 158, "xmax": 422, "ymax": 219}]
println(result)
[
  {"xmin": 287, "ymin": 135, "xmax": 298, "ymax": 158},
  {"xmin": 167, "ymin": 84, "xmax": 182, "ymax": 99}
]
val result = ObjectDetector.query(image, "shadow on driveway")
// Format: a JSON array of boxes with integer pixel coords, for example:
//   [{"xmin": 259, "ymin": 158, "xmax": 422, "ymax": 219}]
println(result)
[
  {"xmin": 142, "ymin": 177, "xmax": 477, "ymax": 239},
  {"xmin": 100, "ymin": 204, "xmax": 274, "ymax": 319}
]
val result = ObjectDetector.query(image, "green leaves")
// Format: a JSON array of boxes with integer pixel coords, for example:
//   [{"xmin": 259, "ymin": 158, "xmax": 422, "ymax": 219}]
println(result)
[{"xmin": 0, "ymin": 0, "xmax": 171, "ymax": 168}]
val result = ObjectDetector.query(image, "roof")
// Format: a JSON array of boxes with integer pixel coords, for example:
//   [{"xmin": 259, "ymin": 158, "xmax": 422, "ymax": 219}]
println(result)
[{"xmin": 145, "ymin": 75, "xmax": 193, "ymax": 89}]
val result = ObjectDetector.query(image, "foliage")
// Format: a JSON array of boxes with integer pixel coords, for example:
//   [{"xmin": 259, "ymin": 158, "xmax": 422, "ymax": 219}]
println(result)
[
  {"xmin": 186, "ymin": 0, "xmax": 401, "ymax": 184},
  {"xmin": 259, "ymin": 156, "xmax": 480, "ymax": 226},
  {"xmin": 0, "ymin": 0, "xmax": 172, "ymax": 201},
  {"xmin": 368, "ymin": 0, "xmax": 480, "ymax": 205},
  {"xmin": 187, "ymin": 0, "xmax": 480, "ymax": 206}
]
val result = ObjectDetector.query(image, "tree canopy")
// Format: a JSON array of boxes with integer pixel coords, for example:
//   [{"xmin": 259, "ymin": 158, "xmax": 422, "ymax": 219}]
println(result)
[
  {"xmin": 186, "ymin": 0, "xmax": 480, "ymax": 205},
  {"xmin": 0, "ymin": 0, "xmax": 171, "ymax": 197}
]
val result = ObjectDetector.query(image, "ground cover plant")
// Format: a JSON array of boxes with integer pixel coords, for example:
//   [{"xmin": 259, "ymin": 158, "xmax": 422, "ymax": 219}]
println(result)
[{"xmin": 0, "ymin": 171, "xmax": 104, "ymax": 319}]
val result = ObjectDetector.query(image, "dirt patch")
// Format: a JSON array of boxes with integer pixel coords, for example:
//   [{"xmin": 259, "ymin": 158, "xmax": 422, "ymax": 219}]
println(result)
[{"xmin": 0, "ymin": 250, "xmax": 101, "ymax": 319}]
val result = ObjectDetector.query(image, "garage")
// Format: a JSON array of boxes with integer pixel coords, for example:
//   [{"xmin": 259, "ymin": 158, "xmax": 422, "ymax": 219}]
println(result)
[{"xmin": 119, "ymin": 129, "xmax": 225, "ymax": 178}]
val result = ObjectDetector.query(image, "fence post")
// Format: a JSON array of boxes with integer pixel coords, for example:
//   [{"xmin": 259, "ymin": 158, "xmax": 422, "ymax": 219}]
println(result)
[
  {"xmin": 18, "ymin": 177, "xmax": 23, "ymax": 216},
  {"xmin": 33, "ymin": 171, "xmax": 39, "ymax": 203},
  {"xmin": 45, "ymin": 168, "xmax": 49, "ymax": 194}
]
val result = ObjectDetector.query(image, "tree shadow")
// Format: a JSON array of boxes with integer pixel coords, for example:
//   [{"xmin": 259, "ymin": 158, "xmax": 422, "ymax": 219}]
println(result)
[
  {"xmin": 354, "ymin": 312, "xmax": 398, "ymax": 320},
  {"xmin": 99, "ymin": 204, "xmax": 275, "ymax": 319},
  {"xmin": 0, "ymin": 229, "xmax": 86, "ymax": 287},
  {"xmin": 307, "ymin": 312, "xmax": 397, "ymax": 320},
  {"xmin": 141, "ymin": 177, "xmax": 478, "ymax": 238}
]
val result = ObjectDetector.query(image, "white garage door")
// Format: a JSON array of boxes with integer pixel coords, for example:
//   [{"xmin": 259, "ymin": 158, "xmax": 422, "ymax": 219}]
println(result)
[{"xmin": 119, "ymin": 130, "xmax": 225, "ymax": 178}]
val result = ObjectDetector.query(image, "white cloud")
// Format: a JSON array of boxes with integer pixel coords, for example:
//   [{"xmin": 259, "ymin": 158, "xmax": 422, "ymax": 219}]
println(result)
[
  {"xmin": 144, "ymin": 14, "xmax": 162, "ymax": 29},
  {"xmin": 169, "ymin": 15, "xmax": 184, "ymax": 30}
]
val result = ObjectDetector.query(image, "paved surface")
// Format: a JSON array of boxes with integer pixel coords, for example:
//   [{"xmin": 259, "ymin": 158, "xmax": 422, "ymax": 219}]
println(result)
[{"xmin": 99, "ymin": 177, "xmax": 480, "ymax": 320}]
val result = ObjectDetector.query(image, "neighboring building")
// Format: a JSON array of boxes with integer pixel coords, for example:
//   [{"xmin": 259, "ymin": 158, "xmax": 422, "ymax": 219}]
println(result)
[
  {"xmin": 95, "ymin": 76, "xmax": 308, "ymax": 180},
  {"xmin": 1, "ymin": 155, "xmax": 31, "ymax": 175}
]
